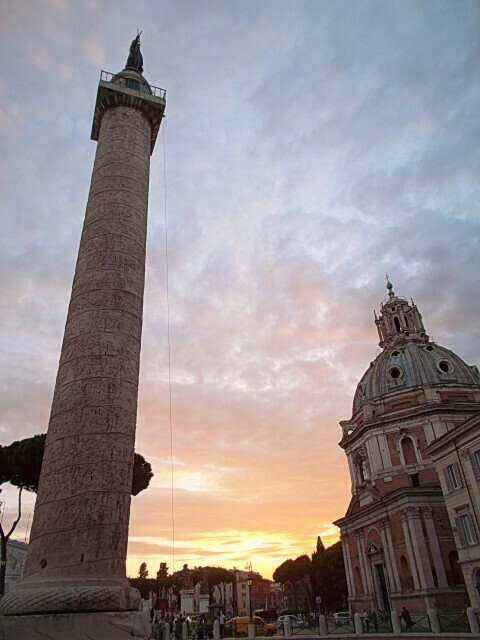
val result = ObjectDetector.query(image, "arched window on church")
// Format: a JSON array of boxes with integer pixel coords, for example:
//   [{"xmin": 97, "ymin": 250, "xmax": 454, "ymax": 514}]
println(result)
[
  {"xmin": 354, "ymin": 566, "xmax": 363, "ymax": 594},
  {"xmin": 401, "ymin": 436, "xmax": 417, "ymax": 465},
  {"xmin": 394, "ymin": 317, "xmax": 401, "ymax": 332},
  {"xmin": 400, "ymin": 555, "xmax": 413, "ymax": 591}
]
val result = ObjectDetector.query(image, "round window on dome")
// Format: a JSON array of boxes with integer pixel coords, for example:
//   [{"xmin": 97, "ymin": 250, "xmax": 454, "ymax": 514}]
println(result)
[
  {"xmin": 392, "ymin": 350, "xmax": 400, "ymax": 357},
  {"xmin": 438, "ymin": 360, "xmax": 452, "ymax": 374},
  {"xmin": 426, "ymin": 345, "xmax": 434, "ymax": 352},
  {"xmin": 389, "ymin": 367, "xmax": 402, "ymax": 380}
]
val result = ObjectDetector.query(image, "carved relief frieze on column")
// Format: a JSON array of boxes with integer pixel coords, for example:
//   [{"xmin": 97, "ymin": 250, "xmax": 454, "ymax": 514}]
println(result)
[{"xmin": 0, "ymin": 59, "xmax": 166, "ymax": 618}]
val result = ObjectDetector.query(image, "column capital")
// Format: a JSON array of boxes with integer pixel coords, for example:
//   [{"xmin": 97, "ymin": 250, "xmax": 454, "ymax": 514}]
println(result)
[
  {"xmin": 92, "ymin": 70, "xmax": 166, "ymax": 154},
  {"xmin": 421, "ymin": 506, "xmax": 433, "ymax": 519}
]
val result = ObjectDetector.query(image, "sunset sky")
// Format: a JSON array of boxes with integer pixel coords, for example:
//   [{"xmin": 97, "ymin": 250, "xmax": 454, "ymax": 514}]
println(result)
[{"xmin": 1, "ymin": 0, "xmax": 480, "ymax": 581}]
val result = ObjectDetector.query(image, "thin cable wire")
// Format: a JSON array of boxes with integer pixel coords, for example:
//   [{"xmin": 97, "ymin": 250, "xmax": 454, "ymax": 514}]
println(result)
[{"xmin": 162, "ymin": 121, "xmax": 175, "ymax": 573}]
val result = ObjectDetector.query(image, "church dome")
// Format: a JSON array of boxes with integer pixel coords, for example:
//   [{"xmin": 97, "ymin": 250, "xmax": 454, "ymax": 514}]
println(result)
[
  {"xmin": 353, "ymin": 341, "xmax": 480, "ymax": 414},
  {"xmin": 352, "ymin": 280, "xmax": 480, "ymax": 415}
]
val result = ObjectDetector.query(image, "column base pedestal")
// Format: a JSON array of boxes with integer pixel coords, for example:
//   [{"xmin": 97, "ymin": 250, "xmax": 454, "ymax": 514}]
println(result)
[{"xmin": 0, "ymin": 610, "xmax": 151, "ymax": 640}]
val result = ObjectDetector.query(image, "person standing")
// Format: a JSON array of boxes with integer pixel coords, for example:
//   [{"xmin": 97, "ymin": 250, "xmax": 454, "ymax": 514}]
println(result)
[
  {"xmin": 362, "ymin": 610, "xmax": 370, "ymax": 632},
  {"xmin": 401, "ymin": 607, "xmax": 412, "ymax": 630},
  {"xmin": 219, "ymin": 612, "xmax": 225, "ymax": 637}
]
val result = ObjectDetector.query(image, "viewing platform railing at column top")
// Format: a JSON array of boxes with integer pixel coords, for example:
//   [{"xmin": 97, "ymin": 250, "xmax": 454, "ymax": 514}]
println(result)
[{"xmin": 100, "ymin": 70, "xmax": 167, "ymax": 99}]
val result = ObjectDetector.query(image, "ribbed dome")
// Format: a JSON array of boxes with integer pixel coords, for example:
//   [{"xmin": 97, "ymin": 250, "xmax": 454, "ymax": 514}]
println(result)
[{"xmin": 353, "ymin": 340, "xmax": 480, "ymax": 414}]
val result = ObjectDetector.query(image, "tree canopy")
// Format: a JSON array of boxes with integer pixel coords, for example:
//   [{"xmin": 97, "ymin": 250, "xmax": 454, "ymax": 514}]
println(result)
[
  {"xmin": 273, "ymin": 554, "xmax": 311, "ymax": 586},
  {"xmin": 132, "ymin": 452, "xmax": 154, "ymax": 496},
  {"xmin": 273, "ymin": 540, "xmax": 348, "ymax": 614},
  {"xmin": 311, "ymin": 540, "xmax": 348, "ymax": 613},
  {"xmin": 1, "ymin": 434, "xmax": 45, "ymax": 493},
  {"xmin": 138, "ymin": 562, "xmax": 149, "ymax": 579},
  {"xmin": 0, "ymin": 433, "xmax": 153, "ymax": 496}
]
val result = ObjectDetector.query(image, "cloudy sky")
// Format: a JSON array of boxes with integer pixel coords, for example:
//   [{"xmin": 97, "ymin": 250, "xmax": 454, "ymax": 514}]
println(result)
[{"xmin": 1, "ymin": 0, "xmax": 479, "ymax": 580}]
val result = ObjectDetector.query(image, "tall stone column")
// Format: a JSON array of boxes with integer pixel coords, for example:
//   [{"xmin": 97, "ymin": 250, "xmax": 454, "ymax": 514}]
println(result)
[{"xmin": 0, "ymin": 48, "xmax": 165, "ymax": 626}]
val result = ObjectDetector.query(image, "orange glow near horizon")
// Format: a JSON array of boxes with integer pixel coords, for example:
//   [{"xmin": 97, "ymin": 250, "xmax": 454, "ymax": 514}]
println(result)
[{"xmin": 126, "ymin": 527, "xmax": 342, "ymax": 581}]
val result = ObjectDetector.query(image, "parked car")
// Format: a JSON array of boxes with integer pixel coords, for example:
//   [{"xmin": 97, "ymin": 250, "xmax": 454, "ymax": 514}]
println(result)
[
  {"xmin": 276, "ymin": 615, "xmax": 308, "ymax": 630},
  {"xmin": 253, "ymin": 609, "xmax": 278, "ymax": 624},
  {"xmin": 225, "ymin": 616, "xmax": 276, "ymax": 637},
  {"xmin": 332, "ymin": 611, "xmax": 351, "ymax": 626}
]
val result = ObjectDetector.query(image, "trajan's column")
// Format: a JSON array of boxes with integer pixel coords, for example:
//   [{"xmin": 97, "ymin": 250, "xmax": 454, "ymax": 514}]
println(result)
[{"xmin": 0, "ymin": 36, "xmax": 165, "ymax": 640}]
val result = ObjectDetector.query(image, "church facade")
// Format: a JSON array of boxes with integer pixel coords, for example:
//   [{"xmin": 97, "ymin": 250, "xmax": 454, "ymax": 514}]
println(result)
[{"xmin": 334, "ymin": 281, "xmax": 480, "ymax": 613}]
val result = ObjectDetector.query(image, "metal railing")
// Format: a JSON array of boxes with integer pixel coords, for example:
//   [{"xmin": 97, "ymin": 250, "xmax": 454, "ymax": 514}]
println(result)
[
  {"xmin": 326, "ymin": 616, "xmax": 355, "ymax": 635},
  {"xmin": 401, "ymin": 613, "xmax": 431, "ymax": 633},
  {"xmin": 100, "ymin": 70, "xmax": 166, "ymax": 99},
  {"xmin": 363, "ymin": 616, "xmax": 393, "ymax": 634},
  {"xmin": 438, "ymin": 612, "xmax": 470, "ymax": 633}
]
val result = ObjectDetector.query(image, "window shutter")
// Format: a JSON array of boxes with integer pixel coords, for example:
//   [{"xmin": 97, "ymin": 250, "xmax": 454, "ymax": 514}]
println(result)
[
  {"xmin": 455, "ymin": 517, "xmax": 466, "ymax": 547},
  {"xmin": 470, "ymin": 451, "xmax": 480, "ymax": 481},
  {"xmin": 466, "ymin": 514, "xmax": 479, "ymax": 544},
  {"xmin": 452, "ymin": 462, "xmax": 463, "ymax": 488},
  {"xmin": 444, "ymin": 467, "xmax": 453, "ymax": 492}
]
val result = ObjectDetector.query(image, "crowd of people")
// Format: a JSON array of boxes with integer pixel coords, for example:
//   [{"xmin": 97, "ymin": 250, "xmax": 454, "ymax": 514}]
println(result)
[
  {"xmin": 150, "ymin": 612, "xmax": 230, "ymax": 640},
  {"xmin": 361, "ymin": 608, "xmax": 390, "ymax": 631}
]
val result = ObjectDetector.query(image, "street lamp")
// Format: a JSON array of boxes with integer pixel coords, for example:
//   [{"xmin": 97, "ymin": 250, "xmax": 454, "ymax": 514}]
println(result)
[{"xmin": 246, "ymin": 578, "xmax": 253, "ymax": 622}]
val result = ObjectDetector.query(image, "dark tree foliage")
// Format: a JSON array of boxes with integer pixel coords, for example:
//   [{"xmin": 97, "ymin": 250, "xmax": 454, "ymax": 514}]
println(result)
[
  {"xmin": 0, "ymin": 446, "xmax": 9, "ymax": 485},
  {"xmin": 273, "ymin": 555, "xmax": 313, "ymax": 611},
  {"xmin": 129, "ymin": 576, "xmax": 158, "ymax": 599},
  {"xmin": 156, "ymin": 561, "xmax": 169, "ymax": 579},
  {"xmin": 128, "ymin": 563, "xmax": 235, "ymax": 607},
  {"xmin": 273, "ymin": 539, "xmax": 348, "ymax": 614},
  {"xmin": 132, "ymin": 453, "xmax": 154, "ymax": 496},
  {"xmin": 199, "ymin": 566, "xmax": 234, "ymax": 590},
  {"xmin": 129, "ymin": 563, "xmax": 180, "ymax": 601},
  {"xmin": 315, "ymin": 541, "xmax": 348, "ymax": 613},
  {"xmin": 273, "ymin": 555, "xmax": 311, "ymax": 586},
  {"xmin": 0, "ymin": 434, "xmax": 46, "ymax": 596},
  {"xmin": 2, "ymin": 434, "xmax": 46, "ymax": 493},
  {"xmin": 138, "ymin": 562, "xmax": 149, "ymax": 579}
]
